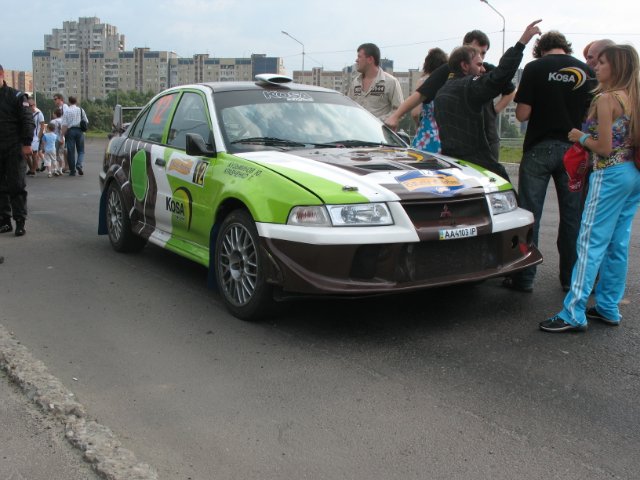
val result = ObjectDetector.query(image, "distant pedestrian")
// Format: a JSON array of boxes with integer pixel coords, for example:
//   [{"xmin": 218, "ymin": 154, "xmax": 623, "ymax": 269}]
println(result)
[
  {"xmin": 27, "ymin": 98, "xmax": 45, "ymax": 176},
  {"xmin": 347, "ymin": 43, "xmax": 404, "ymax": 121},
  {"xmin": 0, "ymin": 63, "xmax": 35, "ymax": 236},
  {"xmin": 49, "ymin": 108, "xmax": 66, "ymax": 173},
  {"xmin": 541, "ymin": 45, "xmax": 640, "ymax": 332},
  {"xmin": 41, "ymin": 123, "xmax": 59, "ymax": 177},
  {"xmin": 60, "ymin": 96, "xmax": 88, "ymax": 176},
  {"xmin": 53, "ymin": 94, "xmax": 69, "ymax": 171}
]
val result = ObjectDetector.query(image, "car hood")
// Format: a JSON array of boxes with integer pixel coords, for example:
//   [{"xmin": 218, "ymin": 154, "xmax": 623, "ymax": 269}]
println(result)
[{"xmin": 234, "ymin": 147, "xmax": 511, "ymax": 204}]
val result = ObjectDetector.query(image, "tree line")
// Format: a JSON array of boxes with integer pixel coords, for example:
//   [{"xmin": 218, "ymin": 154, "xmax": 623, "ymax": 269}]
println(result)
[{"xmin": 34, "ymin": 90, "xmax": 156, "ymax": 133}]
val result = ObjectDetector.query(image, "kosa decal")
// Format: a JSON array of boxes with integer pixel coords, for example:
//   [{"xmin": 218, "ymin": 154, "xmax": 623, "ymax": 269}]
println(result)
[
  {"xmin": 549, "ymin": 67, "xmax": 587, "ymax": 90},
  {"xmin": 166, "ymin": 187, "xmax": 193, "ymax": 229},
  {"xmin": 396, "ymin": 170, "xmax": 463, "ymax": 196},
  {"xmin": 263, "ymin": 91, "xmax": 313, "ymax": 102}
]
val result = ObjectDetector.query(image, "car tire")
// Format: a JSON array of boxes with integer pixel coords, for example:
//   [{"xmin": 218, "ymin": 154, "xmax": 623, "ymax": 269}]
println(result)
[
  {"xmin": 215, "ymin": 209, "xmax": 274, "ymax": 321},
  {"xmin": 105, "ymin": 182, "xmax": 147, "ymax": 253}
]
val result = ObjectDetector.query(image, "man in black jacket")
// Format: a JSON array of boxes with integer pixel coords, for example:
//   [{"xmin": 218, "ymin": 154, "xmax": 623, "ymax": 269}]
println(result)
[
  {"xmin": 431, "ymin": 20, "xmax": 541, "ymax": 180},
  {"xmin": 0, "ymin": 64, "xmax": 35, "ymax": 236}
]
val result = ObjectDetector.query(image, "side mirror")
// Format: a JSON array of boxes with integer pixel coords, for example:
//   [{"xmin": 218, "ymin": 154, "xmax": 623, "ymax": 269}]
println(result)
[
  {"xmin": 112, "ymin": 104, "xmax": 123, "ymax": 134},
  {"xmin": 186, "ymin": 133, "xmax": 216, "ymax": 157}
]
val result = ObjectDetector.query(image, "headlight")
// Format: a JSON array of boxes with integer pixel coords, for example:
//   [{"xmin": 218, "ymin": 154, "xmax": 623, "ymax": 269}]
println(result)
[
  {"xmin": 288, "ymin": 203, "xmax": 393, "ymax": 227},
  {"xmin": 488, "ymin": 191, "xmax": 518, "ymax": 215},
  {"xmin": 287, "ymin": 206, "xmax": 332, "ymax": 226}
]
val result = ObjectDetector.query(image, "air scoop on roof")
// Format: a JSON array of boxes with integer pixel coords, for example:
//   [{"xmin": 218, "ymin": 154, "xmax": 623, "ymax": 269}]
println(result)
[{"xmin": 255, "ymin": 74, "xmax": 294, "ymax": 86}]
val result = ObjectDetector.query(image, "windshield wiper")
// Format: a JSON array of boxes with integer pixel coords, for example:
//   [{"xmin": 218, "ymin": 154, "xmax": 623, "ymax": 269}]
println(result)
[
  {"xmin": 230, "ymin": 136, "xmax": 306, "ymax": 147},
  {"xmin": 312, "ymin": 140, "xmax": 395, "ymax": 148}
]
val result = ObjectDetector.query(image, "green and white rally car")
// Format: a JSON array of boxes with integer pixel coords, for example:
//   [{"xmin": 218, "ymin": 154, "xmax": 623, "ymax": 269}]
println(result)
[{"xmin": 99, "ymin": 74, "xmax": 542, "ymax": 320}]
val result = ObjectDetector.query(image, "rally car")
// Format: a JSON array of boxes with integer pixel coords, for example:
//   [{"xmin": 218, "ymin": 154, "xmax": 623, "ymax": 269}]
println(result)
[{"xmin": 99, "ymin": 74, "xmax": 541, "ymax": 320}]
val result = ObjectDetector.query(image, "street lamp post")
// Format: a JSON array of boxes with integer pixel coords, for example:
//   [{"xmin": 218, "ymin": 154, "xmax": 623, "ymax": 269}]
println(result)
[
  {"xmin": 281, "ymin": 31, "xmax": 305, "ymax": 82},
  {"xmin": 480, "ymin": 0, "xmax": 506, "ymax": 137},
  {"xmin": 480, "ymin": 0, "xmax": 505, "ymax": 55}
]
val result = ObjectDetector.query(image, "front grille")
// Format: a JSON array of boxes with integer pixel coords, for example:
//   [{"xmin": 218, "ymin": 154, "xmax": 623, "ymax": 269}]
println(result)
[
  {"xmin": 402, "ymin": 196, "xmax": 489, "ymax": 226},
  {"xmin": 396, "ymin": 235, "xmax": 499, "ymax": 281}
]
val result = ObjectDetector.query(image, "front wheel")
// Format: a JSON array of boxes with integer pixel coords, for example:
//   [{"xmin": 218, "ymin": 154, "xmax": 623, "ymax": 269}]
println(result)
[
  {"xmin": 105, "ymin": 182, "xmax": 147, "ymax": 253},
  {"xmin": 214, "ymin": 210, "xmax": 274, "ymax": 321}
]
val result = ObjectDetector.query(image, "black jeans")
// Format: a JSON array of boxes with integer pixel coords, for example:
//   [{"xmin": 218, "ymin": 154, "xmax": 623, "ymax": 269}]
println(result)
[{"xmin": 0, "ymin": 142, "xmax": 27, "ymax": 221}]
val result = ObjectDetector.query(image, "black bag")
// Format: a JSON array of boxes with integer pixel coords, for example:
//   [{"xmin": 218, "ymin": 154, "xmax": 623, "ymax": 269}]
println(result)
[{"xmin": 79, "ymin": 108, "xmax": 88, "ymax": 132}]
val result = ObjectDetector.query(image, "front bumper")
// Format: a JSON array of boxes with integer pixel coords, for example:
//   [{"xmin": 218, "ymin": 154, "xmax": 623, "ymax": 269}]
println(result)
[{"xmin": 260, "ymin": 223, "xmax": 542, "ymax": 296}]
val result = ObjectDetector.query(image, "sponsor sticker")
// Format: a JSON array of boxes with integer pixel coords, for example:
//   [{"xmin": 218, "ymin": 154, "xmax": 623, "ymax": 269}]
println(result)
[
  {"xmin": 167, "ymin": 155, "xmax": 209, "ymax": 186},
  {"xmin": 396, "ymin": 170, "xmax": 463, "ymax": 196},
  {"xmin": 439, "ymin": 226, "xmax": 477, "ymax": 240},
  {"xmin": 263, "ymin": 91, "xmax": 314, "ymax": 102}
]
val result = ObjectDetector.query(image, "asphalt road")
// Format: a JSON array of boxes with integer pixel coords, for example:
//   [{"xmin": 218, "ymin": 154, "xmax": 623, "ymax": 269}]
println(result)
[{"xmin": 1, "ymin": 138, "xmax": 639, "ymax": 479}]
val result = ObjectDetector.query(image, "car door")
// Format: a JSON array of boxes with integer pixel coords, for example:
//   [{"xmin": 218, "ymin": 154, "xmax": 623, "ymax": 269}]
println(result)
[
  {"xmin": 160, "ymin": 90, "xmax": 215, "ymax": 250},
  {"xmin": 123, "ymin": 92, "xmax": 179, "ymax": 243}
]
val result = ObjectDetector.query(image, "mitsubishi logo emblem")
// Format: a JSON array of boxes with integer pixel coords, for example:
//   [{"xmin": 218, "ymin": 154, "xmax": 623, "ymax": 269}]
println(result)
[{"xmin": 440, "ymin": 205, "xmax": 452, "ymax": 218}]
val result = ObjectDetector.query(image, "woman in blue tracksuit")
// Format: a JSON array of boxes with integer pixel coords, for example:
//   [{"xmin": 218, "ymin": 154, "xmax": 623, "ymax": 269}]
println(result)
[{"xmin": 541, "ymin": 44, "xmax": 640, "ymax": 333}]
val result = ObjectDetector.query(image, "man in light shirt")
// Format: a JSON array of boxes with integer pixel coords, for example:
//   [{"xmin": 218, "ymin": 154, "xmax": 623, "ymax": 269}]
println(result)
[
  {"xmin": 60, "ymin": 96, "xmax": 88, "ymax": 176},
  {"xmin": 346, "ymin": 43, "xmax": 403, "ymax": 121}
]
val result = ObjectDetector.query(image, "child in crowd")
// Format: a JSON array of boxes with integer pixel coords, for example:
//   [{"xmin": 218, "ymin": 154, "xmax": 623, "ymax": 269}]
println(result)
[
  {"xmin": 49, "ymin": 108, "xmax": 66, "ymax": 173},
  {"xmin": 41, "ymin": 123, "xmax": 60, "ymax": 177}
]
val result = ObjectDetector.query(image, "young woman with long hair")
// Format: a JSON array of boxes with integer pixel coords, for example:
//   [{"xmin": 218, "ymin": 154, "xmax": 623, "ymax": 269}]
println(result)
[{"xmin": 541, "ymin": 44, "xmax": 640, "ymax": 332}]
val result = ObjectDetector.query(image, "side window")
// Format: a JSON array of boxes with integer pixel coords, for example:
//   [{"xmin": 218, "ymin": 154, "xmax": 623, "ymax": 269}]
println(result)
[
  {"xmin": 139, "ymin": 93, "xmax": 178, "ymax": 144},
  {"xmin": 167, "ymin": 92, "xmax": 211, "ymax": 150},
  {"xmin": 130, "ymin": 109, "xmax": 150, "ymax": 139}
]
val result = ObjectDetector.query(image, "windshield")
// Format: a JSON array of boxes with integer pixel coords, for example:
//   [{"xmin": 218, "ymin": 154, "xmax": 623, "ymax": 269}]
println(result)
[{"xmin": 214, "ymin": 89, "xmax": 405, "ymax": 153}]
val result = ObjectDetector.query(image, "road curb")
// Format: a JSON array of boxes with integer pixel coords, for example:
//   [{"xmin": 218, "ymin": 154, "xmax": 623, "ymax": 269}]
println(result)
[{"xmin": 0, "ymin": 323, "xmax": 158, "ymax": 480}]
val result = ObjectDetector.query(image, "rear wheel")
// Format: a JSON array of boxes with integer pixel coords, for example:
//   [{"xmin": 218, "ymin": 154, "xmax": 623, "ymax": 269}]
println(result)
[
  {"xmin": 215, "ymin": 209, "xmax": 274, "ymax": 320},
  {"xmin": 105, "ymin": 182, "xmax": 147, "ymax": 253}
]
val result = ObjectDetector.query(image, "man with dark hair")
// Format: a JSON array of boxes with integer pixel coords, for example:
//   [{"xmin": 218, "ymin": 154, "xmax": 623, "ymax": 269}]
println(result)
[
  {"xmin": 346, "ymin": 42, "xmax": 404, "ymax": 121},
  {"xmin": 431, "ymin": 20, "xmax": 541, "ymax": 180},
  {"xmin": 462, "ymin": 30, "xmax": 491, "ymax": 48},
  {"xmin": 386, "ymin": 28, "xmax": 516, "ymax": 163},
  {"xmin": 0, "ymin": 64, "xmax": 35, "ymax": 236},
  {"xmin": 504, "ymin": 31, "xmax": 594, "ymax": 293}
]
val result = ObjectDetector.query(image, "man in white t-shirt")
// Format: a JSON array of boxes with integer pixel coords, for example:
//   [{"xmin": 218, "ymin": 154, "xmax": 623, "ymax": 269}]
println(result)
[
  {"xmin": 346, "ymin": 43, "xmax": 403, "ymax": 121},
  {"xmin": 27, "ymin": 98, "xmax": 45, "ymax": 176}
]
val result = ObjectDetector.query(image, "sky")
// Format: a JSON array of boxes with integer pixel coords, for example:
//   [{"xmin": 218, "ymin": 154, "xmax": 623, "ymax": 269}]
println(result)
[{"xmin": 2, "ymin": 0, "xmax": 640, "ymax": 74}]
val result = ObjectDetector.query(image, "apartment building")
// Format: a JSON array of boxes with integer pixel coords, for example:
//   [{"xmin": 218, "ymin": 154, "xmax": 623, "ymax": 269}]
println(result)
[
  {"xmin": 44, "ymin": 17, "xmax": 124, "ymax": 53},
  {"xmin": 2, "ymin": 69, "xmax": 33, "ymax": 93}
]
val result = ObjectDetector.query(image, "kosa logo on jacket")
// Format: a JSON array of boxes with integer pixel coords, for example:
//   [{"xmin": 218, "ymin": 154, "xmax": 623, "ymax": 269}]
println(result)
[{"xmin": 548, "ymin": 67, "xmax": 587, "ymax": 90}]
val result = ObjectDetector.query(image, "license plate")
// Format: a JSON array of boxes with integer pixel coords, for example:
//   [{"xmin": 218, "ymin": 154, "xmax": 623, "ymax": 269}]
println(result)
[{"xmin": 439, "ymin": 226, "xmax": 478, "ymax": 240}]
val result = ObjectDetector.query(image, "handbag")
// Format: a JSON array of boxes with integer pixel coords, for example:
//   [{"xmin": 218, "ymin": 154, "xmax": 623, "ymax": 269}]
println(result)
[
  {"xmin": 79, "ymin": 108, "xmax": 88, "ymax": 132},
  {"xmin": 563, "ymin": 143, "xmax": 589, "ymax": 192}
]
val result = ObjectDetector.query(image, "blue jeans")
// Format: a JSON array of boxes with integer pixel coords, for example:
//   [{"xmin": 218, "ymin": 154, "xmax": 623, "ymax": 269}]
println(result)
[
  {"xmin": 65, "ymin": 127, "xmax": 85, "ymax": 173},
  {"xmin": 557, "ymin": 161, "xmax": 640, "ymax": 326},
  {"xmin": 513, "ymin": 140, "xmax": 582, "ymax": 288}
]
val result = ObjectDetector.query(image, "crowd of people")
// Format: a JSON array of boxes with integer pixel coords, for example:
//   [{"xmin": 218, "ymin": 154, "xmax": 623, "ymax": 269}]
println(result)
[
  {"xmin": 347, "ymin": 22, "xmax": 640, "ymax": 334},
  {"xmin": 0, "ymin": 66, "xmax": 88, "ymax": 237}
]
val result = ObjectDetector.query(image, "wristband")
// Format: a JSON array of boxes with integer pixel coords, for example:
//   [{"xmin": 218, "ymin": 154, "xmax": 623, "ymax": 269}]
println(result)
[{"xmin": 579, "ymin": 133, "xmax": 590, "ymax": 146}]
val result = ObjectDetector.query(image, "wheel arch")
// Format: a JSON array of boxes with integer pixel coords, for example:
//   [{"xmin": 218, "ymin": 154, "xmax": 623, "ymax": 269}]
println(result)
[
  {"xmin": 207, "ymin": 197, "xmax": 252, "ymax": 291},
  {"xmin": 98, "ymin": 166, "xmax": 132, "ymax": 235}
]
